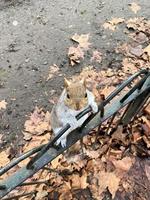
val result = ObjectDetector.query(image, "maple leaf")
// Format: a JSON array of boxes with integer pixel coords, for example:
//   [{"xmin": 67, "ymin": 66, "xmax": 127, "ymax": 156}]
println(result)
[
  {"xmin": 46, "ymin": 64, "xmax": 59, "ymax": 81},
  {"xmin": 111, "ymin": 157, "xmax": 134, "ymax": 171},
  {"xmin": 103, "ymin": 18, "xmax": 124, "ymax": 31},
  {"xmin": 24, "ymin": 107, "xmax": 51, "ymax": 135},
  {"xmin": 0, "ymin": 100, "xmax": 7, "ymax": 110},
  {"xmin": 129, "ymin": 2, "xmax": 141, "ymax": 14},
  {"xmin": 71, "ymin": 33, "xmax": 91, "ymax": 50},
  {"xmin": 68, "ymin": 46, "xmax": 84, "ymax": 66}
]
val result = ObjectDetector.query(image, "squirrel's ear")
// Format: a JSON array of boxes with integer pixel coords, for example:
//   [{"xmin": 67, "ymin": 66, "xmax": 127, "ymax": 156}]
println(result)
[
  {"xmin": 80, "ymin": 77, "xmax": 86, "ymax": 86},
  {"xmin": 64, "ymin": 78, "xmax": 71, "ymax": 88}
]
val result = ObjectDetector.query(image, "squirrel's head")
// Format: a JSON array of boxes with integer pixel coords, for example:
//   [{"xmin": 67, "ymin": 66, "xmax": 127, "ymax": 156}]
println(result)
[{"xmin": 64, "ymin": 78, "xmax": 88, "ymax": 111}]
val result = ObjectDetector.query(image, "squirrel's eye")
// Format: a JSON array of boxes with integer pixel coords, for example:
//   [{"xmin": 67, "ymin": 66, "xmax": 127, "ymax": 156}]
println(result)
[
  {"xmin": 85, "ymin": 93, "xmax": 87, "ymax": 98},
  {"xmin": 67, "ymin": 94, "xmax": 70, "ymax": 99}
]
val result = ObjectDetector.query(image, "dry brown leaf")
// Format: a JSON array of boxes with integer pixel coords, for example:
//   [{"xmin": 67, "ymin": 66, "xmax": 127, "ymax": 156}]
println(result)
[
  {"xmin": 51, "ymin": 154, "xmax": 63, "ymax": 169},
  {"xmin": 103, "ymin": 18, "xmax": 124, "ymax": 31},
  {"xmin": 90, "ymin": 50, "xmax": 102, "ymax": 63},
  {"xmin": 46, "ymin": 64, "xmax": 59, "ymax": 81},
  {"xmin": 129, "ymin": 45, "xmax": 143, "ymax": 57},
  {"xmin": 35, "ymin": 191, "xmax": 48, "ymax": 200},
  {"xmin": 144, "ymin": 44, "xmax": 150, "ymax": 57},
  {"xmin": 109, "ymin": 18, "xmax": 124, "ymax": 25},
  {"xmin": 71, "ymin": 33, "xmax": 91, "ymax": 50},
  {"xmin": 111, "ymin": 126, "xmax": 128, "ymax": 146},
  {"xmin": 129, "ymin": 2, "xmax": 141, "ymax": 14},
  {"xmin": 122, "ymin": 58, "xmax": 138, "ymax": 74},
  {"xmin": 68, "ymin": 46, "xmax": 84, "ymax": 66},
  {"xmin": 111, "ymin": 157, "xmax": 134, "ymax": 172},
  {"xmin": 24, "ymin": 107, "xmax": 51, "ymax": 135},
  {"xmin": 142, "ymin": 116, "xmax": 150, "ymax": 131},
  {"xmin": 70, "ymin": 172, "xmax": 88, "ymax": 189},
  {"xmin": 22, "ymin": 131, "xmax": 32, "ymax": 141},
  {"xmin": 0, "ymin": 150, "xmax": 10, "ymax": 167},
  {"xmin": 90, "ymin": 171, "xmax": 120, "ymax": 199},
  {"xmin": 84, "ymin": 149, "xmax": 100, "ymax": 159},
  {"xmin": 101, "ymin": 86, "xmax": 116, "ymax": 97},
  {"xmin": 145, "ymin": 103, "xmax": 150, "ymax": 115},
  {"xmin": 143, "ymin": 135, "xmax": 150, "ymax": 148},
  {"xmin": 22, "ymin": 134, "xmax": 50, "ymax": 152},
  {"xmin": 0, "ymin": 100, "xmax": 7, "ymax": 110}
]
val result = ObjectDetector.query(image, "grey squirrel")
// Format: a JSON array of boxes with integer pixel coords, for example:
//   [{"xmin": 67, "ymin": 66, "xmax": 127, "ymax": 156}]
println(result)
[{"xmin": 50, "ymin": 78, "xmax": 98, "ymax": 147}]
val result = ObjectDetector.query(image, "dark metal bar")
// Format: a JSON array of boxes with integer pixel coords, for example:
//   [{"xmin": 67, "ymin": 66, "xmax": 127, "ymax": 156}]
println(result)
[
  {"xmin": 120, "ymin": 72, "xmax": 150, "ymax": 103},
  {"xmin": 19, "ymin": 180, "xmax": 48, "ymax": 186},
  {"xmin": 0, "ymin": 145, "xmax": 45, "ymax": 176},
  {"xmin": 106, "ymin": 112, "xmax": 117, "ymax": 135}
]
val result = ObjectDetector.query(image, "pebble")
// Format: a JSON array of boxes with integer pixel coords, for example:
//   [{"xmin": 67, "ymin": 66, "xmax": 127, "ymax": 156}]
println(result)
[{"xmin": 13, "ymin": 20, "xmax": 18, "ymax": 26}]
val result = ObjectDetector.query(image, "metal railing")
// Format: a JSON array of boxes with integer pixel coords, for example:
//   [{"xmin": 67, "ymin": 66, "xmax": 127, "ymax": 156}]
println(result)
[{"xmin": 0, "ymin": 68, "xmax": 149, "ymax": 199}]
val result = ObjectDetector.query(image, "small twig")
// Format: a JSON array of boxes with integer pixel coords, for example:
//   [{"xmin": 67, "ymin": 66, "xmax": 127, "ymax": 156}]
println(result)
[
  {"xmin": 2, "ymin": 191, "xmax": 36, "ymax": 200},
  {"xmin": 19, "ymin": 180, "xmax": 48, "ymax": 186}
]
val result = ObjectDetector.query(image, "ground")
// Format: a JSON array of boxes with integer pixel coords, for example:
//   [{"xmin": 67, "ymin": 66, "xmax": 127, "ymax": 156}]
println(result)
[{"xmin": 0, "ymin": 0, "xmax": 150, "ymax": 200}]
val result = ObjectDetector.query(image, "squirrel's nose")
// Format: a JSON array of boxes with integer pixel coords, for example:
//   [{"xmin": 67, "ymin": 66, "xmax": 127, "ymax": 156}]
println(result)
[{"xmin": 75, "ymin": 102, "xmax": 80, "ymax": 110}]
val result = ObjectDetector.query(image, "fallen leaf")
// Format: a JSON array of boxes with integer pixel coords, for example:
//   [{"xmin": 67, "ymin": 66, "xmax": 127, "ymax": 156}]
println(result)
[
  {"xmin": 143, "ymin": 135, "xmax": 150, "ymax": 148},
  {"xmin": 111, "ymin": 157, "xmax": 134, "ymax": 171},
  {"xmin": 131, "ymin": 32, "xmax": 148, "ymax": 44},
  {"xmin": 0, "ymin": 150, "xmax": 10, "ymax": 167},
  {"xmin": 90, "ymin": 171, "xmax": 120, "ymax": 199},
  {"xmin": 84, "ymin": 149, "xmax": 100, "ymax": 159},
  {"xmin": 68, "ymin": 46, "xmax": 84, "ymax": 66},
  {"xmin": 144, "ymin": 44, "xmax": 150, "ymax": 57},
  {"xmin": 0, "ymin": 100, "xmax": 7, "ymax": 110},
  {"xmin": 69, "ymin": 171, "xmax": 88, "ymax": 189},
  {"xmin": 129, "ymin": 2, "xmax": 141, "ymax": 14},
  {"xmin": 35, "ymin": 191, "xmax": 48, "ymax": 200},
  {"xmin": 101, "ymin": 86, "xmax": 116, "ymax": 97},
  {"xmin": 103, "ymin": 18, "xmax": 124, "ymax": 31},
  {"xmin": 51, "ymin": 154, "xmax": 63, "ymax": 169},
  {"xmin": 129, "ymin": 45, "xmax": 143, "ymax": 57},
  {"xmin": 47, "ymin": 64, "xmax": 59, "ymax": 81},
  {"xmin": 144, "ymin": 103, "xmax": 150, "ymax": 115},
  {"xmin": 71, "ymin": 33, "xmax": 91, "ymax": 50},
  {"xmin": 24, "ymin": 107, "xmax": 51, "ymax": 135},
  {"xmin": 22, "ymin": 132, "xmax": 32, "ymax": 141},
  {"xmin": 109, "ymin": 18, "xmax": 124, "ymax": 25},
  {"xmin": 90, "ymin": 50, "xmax": 102, "ymax": 63},
  {"xmin": 122, "ymin": 58, "xmax": 138, "ymax": 74}
]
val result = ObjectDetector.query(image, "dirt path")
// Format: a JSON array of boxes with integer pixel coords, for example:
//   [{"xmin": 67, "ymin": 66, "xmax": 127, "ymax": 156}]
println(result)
[{"xmin": 0, "ymin": 0, "xmax": 150, "ymax": 148}]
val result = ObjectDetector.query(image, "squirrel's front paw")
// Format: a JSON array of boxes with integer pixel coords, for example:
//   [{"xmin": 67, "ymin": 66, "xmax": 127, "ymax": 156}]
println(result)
[
  {"xmin": 60, "ymin": 137, "xmax": 67, "ymax": 148},
  {"xmin": 91, "ymin": 102, "xmax": 98, "ymax": 114}
]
